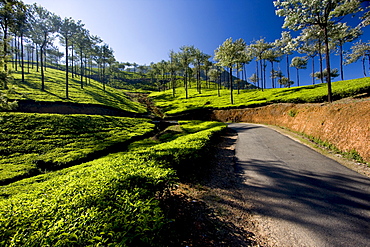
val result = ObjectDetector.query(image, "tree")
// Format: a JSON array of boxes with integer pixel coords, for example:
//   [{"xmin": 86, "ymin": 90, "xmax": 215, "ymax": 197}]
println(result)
[
  {"xmin": 264, "ymin": 42, "xmax": 283, "ymax": 88},
  {"xmin": 271, "ymin": 70, "xmax": 284, "ymax": 87},
  {"xmin": 278, "ymin": 76, "xmax": 294, "ymax": 88},
  {"xmin": 12, "ymin": 1, "xmax": 28, "ymax": 83},
  {"xmin": 274, "ymin": 31, "xmax": 298, "ymax": 83},
  {"xmin": 97, "ymin": 44, "xmax": 114, "ymax": 91},
  {"xmin": 214, "ymin": 37, "xmax": 246, "ymax": 104},
  {"xmin": 29, "ymin": 3, "xmax": 58, "ymax": 91},
  {"xmin": 312, "ymin": 68, "xmax": 339, "ymax": 82},
  {"xmin": 297, "ymin": 26, "xmax": 323, "ymax": 84},
  {"xmin": 177, "ymin": 45, "xmax": 194, "ymax": 99},
  {"xmin": 274, "ymin": 0, "xmax": 362, "ymax": 102},
  {"xmin": 0, "ymin": 0, "xmax": 25, "ymax": 88},
  {"xmin": 208, "ymin": 68, "xmax": 222, "ymax": 96},
  {"xmin": 74, "ymin": 25, "xmax": 91, "ymax": 89},
  {"xmin": 331, "ymin": 23, "xmax": 362, "ymax": 80},
  {"xmin": 57, "ymin": 17, "xmax": 79, "ymax": 98},
  {"xmin": 192, "ymin": 47, "xmax": 210, "ymax": 94},
  {"xmin": 248, "ymin": 73, "xmax": 259, "ymax": 87},
  {"xmin": 346, "ymin": 40, "xmax": 370, "ymax": 77},
  {"xmin": 168, "ymin": 50, "xmax": 179, "ymax": 97},
  {"xmin": 251, "ymin": 39, "xmax": 274, "ymax": 90},
  {"xmin": 290, "ymin": 56, "xmax": 308, "ymax": 86}
]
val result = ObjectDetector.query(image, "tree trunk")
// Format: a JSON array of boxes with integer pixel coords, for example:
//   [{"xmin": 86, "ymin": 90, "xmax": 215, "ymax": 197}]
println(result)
[
  {"xmin": 15, "ymin": 36, "xmax": 18, "ymax": 72},
  {"xmin": 40, "ymin": 45, "xmax": 45, "ymax": 91},
  {"xmin": 21, "ymin": 33, "xmax": 25, "ymax": 83},
  {"xmin": 185, "ymin": 69, "xmax": 188, "ymax": 99},
  {"xmin": 286, "ymin": 54, "xmax": 290, "ymax": 82},
  {"xmin": 271, "ymin": 61, "xmax": 275, "ymax": 88},
  {"xmin": 218, "ymin": 74, "xmax": 221, "ymax": 97},
  {"xmin": 296, "ymin": 68, "xmax": 299, "ymax": 86},
  {"xmin": 229, "ymin": 67, "xmax": 233, "ymax": 104},
  {"xmin": 363, "ymin": 57, "xmax": 367, "ymax": 77},
  {"xmin": 65, "ymin": 37, "xmax": 69, "ymax": 99},
  {"xmin": 339, "ymin": 43, "xmax": 344, "ymax": 80},
  {"xmin": 260, "ymin": 60, "xmax": 264, "ymax": 91},
  {"xmin": 312, "ymin": 57, "xmax": 315, "ymax": 85},
  {"xmin": 36, "ymin": 45, "xmax": 39, "ymax": 72},
  {"xmin": 3, "ymin": 25, "xmax": 8, "ymax": 89},
  {"xmin": 324, "ymin": 25, "xmax": 332, "ymax": 103},
  {"xmin": 71, "ymin": 44, "xmax": 74, "ymax": 78},
  {"xmin": 318, "ymin": 43, "xmax": 324, "ymax": 83},
  {"xmin": 256, "ymin": 60, "xmax": 259, "ymax": 89},
  {"xmin": 80, "ymin": 48, "xmax": 84, "ymax": 89}
]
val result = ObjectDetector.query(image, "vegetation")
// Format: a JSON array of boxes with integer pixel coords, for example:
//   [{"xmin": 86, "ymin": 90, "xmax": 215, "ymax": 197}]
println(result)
[
  {"xmin": 0, "ymin": 0, "xmax": 369, "ymax": 245},
  {"xmin": 0, "ymin": 120, "xmax": 226, "ymax": 246},
  {"xmin": 0, "ymin": 113, "xmax": 154, "ymax": 184},
  {"xmin": 150, "ymin": 77, "xmax": 370, "ymax": 116},
  {"xmin": 8, "ymin": 67, "xmax": 146, "ymax": 113}
]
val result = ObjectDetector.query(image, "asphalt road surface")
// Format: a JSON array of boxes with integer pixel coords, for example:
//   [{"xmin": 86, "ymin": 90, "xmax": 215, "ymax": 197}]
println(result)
[{"xmin": 228, "ymin": 123, "xmax": 370, "ymax": 247}]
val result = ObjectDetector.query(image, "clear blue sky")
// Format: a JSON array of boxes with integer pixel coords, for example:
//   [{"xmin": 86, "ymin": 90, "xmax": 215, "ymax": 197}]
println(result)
[{"xmin": 23, "ymin": 0, "xmax": 370, "ymax": 87}]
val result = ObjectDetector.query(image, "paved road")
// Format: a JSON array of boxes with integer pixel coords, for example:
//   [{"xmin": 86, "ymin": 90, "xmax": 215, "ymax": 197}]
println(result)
[{"xmin": 228, "ymin": 123, "xmax": 370, "ymax": 247}]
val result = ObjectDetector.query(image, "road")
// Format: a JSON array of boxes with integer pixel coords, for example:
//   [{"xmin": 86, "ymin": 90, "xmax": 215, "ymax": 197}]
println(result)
[{"xmin": 228, "ymin": 123, "xmax": 370, "ymax": 247}]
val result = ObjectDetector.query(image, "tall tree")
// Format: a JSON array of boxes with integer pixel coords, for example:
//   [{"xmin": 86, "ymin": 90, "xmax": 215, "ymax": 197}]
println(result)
[
  {"xmin": 29, "ymin": 3, "xmax": 58, "ymax": 91},
  {"xmin": 290, "ymin": 56, "xmax": 308, "ymax": 86},
  {"xmin": 274, "ymin": 31, "xmax": 298, "ymax": 83},
  {"xmin": 0, "ymin": 0, "xmax": 25, "ymax": 88},
  {"xmin": 208, "ymin": 68, "xmax": 222, "ymax": 96},
  {"xmin": 250, "ymin": 38, "xmax": 273, "ymax": 90},
  {"xmin": 57, "ymin": 17, "xmax": 78, "ymax": 98},
  {"xmin": 177, "ymin": 45, "xmax": 194, "ymax": 99},
  {"xmin": 331, "ymin": 23, "xmax": 362, "ymax": 80},
  {"xmin": 192, "ymin": 47, "xmax": 210, "ymax": 94},
  {"xmin": 74, "ymin": 25, "xmax": 90, "ymax": 89},
  {"xmin": 274, "ymin": 0, "xmax": 362, "ymax": 102},
  {"xmin": 264, "ymin": 42, "xmax": 282, "ymax": 88},
  {"xmin": 297, "ymin": 26, "xmax": 323, "ymax": 84},
  {"xmin": 214, "ymin": 38, "xmax": 247, "ymax": 104},
  {"xmin": 168, "ymin": 50, "xmax": 179, "ymax": 97},
  {"xmin": 12, "ymin": 2, "xmax": 28, "ymax": 83},
  {"xmin": 346, "ymin": 40, "xmax": 370, "ymax": 77}
]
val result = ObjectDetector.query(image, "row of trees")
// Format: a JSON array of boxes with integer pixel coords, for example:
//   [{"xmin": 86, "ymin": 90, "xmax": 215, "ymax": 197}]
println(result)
[
  {"xmin": 214, "ymin": 0, "xmax": 370, "ymax": 104},
  {"xmin": 1, "ymin": 0, "xmax": 118, "ymax": 98},
  {"xmin": 1, "ymin": 0, "xmax": 369, "ymax": 105},
  {"xmin": 146, "ymin": 1, "xmax": 370, "ymax": 104}
]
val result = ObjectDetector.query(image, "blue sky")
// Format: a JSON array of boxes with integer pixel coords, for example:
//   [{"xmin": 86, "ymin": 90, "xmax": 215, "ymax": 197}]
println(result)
[{"xmin": 23, "ymin": 0, "xmax": 369, "ymax": 87}]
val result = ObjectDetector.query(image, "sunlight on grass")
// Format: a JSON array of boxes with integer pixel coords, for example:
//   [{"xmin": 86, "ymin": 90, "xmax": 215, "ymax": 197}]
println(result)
[
  {"xmin": 7, "ymin": 67, "xmax": 146, "ymax": 113},
  {"xmin": 150, "ymin": 77, "xmax": 370, "ymax": 115}
]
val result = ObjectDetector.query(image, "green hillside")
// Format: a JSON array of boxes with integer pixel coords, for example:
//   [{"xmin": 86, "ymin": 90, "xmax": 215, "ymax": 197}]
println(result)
[
  {"xmin": 150, "ymin": 77, "xmax": 370, "ymax": 116},
  {"xmin": 6, "ymin": 67, "xmax": 146, "ymax": 113}
]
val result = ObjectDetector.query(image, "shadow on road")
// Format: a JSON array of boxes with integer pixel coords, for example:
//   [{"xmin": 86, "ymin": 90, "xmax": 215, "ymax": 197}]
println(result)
[{"xmin": 234, "ymin": 144, "xmax": 370, "ymax": 245}]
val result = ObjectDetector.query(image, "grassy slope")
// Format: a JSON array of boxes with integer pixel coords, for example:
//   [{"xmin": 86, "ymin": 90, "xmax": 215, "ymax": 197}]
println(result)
[
  {"xmin": 0, "ymin": 120, "xmax": 226, "ymax": 246},
  {"xmin": 7, "ymin": 67, "xmax": 146, "ymax": 113},
  {"xmin": 0, "ymin": 112, "xmax": 155, "ymax": 184},
  {"xmin": 150, "ymin": 77, "xmax": 370, "ymax": 115}
]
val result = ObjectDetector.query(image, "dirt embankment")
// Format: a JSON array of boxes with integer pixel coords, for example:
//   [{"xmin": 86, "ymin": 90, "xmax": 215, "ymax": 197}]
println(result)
[{"xmin": 210, "ymin": 98, "xmax": 370, "ymax": 163}]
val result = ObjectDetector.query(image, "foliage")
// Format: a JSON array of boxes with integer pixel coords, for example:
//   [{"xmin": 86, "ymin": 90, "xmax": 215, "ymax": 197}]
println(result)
[
  {"xmin": 303, "ymin": 134, "xmax": 366, "ymax": 164},
  {"xmin": 0, "ymin": 152, "xmax": 175, "ymax": 246},
  {"xmin": 0, "ymin": 88, "xmax": 18, "ymax": 111},
  {"xmin": 5, "ymin": 66, "xmax": 146, "ymax": 113},
  {"xmin": 0, "ymin": 120, "xmax": 226, "ymax": 246},
  {"xmin": 273, "ymin": 0, "xmax": 363, "ymax": 102},
  {"xmin": 0, "ymin": 113, "xmax": 154, "ymax": 184},
  {"xmin": 150, "ymin": 77, "xmax": 370, "ymax": 115}
]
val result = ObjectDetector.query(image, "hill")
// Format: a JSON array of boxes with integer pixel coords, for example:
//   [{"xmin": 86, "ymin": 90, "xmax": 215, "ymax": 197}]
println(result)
[
  {"xmin": 5, "ymin": 66, "xmax": 146, "ymax": 113},
  {"xmin": 150, "ymin": 77, "xmax": 370, "ymax": 116}
]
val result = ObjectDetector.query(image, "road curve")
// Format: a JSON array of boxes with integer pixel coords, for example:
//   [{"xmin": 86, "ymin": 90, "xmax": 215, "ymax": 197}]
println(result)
[{"xmin": 228, "ymin": 123, "xmax": 370, "ymax": 247}]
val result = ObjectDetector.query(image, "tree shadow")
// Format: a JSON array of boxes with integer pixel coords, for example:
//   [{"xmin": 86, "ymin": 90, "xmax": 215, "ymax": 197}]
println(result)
[{"xmin": 235, "ymin": 156, "xmax": 370, "ymax": 245}]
